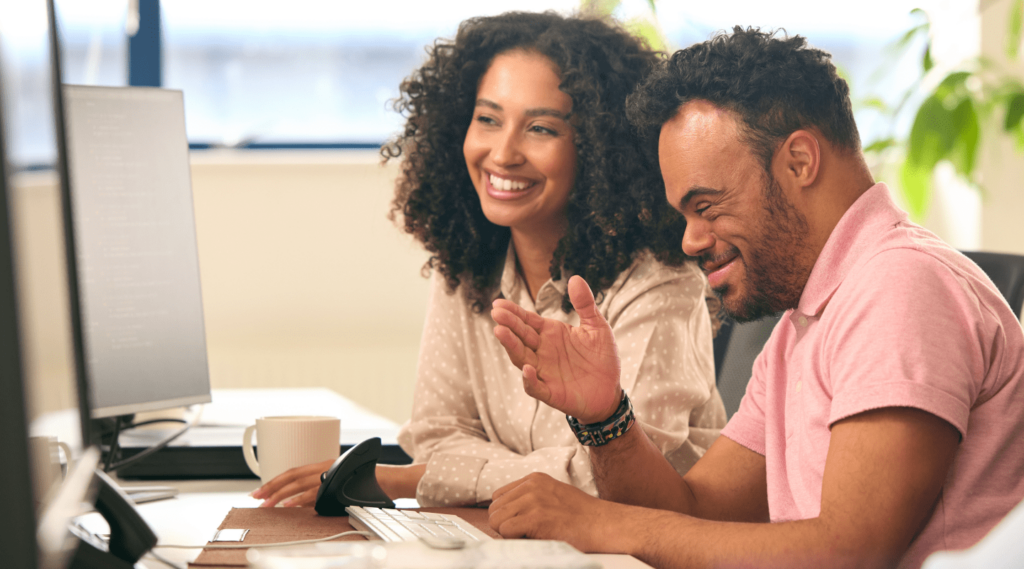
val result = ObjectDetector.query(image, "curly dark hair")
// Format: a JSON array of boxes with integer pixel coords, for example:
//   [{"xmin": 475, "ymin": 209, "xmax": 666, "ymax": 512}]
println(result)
[
  {"xmin": 383, "ymin": 11, "xmax": 689, "ymax": 313},
  {"xmin": 627, "ymin": 27, "xmax": 861, "ymax": 172}
]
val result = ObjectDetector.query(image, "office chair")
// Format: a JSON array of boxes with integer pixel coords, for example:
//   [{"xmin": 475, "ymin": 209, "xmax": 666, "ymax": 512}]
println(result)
[
  {"xmin": 713, "ymin": 313, "xmax": 783, "ymax": 418},
  {"xmin": 961, "ymin": 251, "xmax": 1024, "ymax": 320}
]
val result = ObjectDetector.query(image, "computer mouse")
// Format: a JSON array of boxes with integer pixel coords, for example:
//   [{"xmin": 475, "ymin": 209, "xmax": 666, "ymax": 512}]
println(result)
[{"xmin": 314, "ymin": 437, "xmax": 395, "ymax": 516}]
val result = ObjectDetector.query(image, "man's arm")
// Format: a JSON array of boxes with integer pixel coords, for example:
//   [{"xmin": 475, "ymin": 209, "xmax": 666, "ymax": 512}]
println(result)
[
  {"xmin": 493, "ymin": 274, "xmax": 767, "ymax": 521},
  {"xmin": 591, "ymin": 425, "xmax": 769, "ymax": 522},
  {"xmin": 490, "ymin": 406, "xmax": 959, "ymax": 569}
]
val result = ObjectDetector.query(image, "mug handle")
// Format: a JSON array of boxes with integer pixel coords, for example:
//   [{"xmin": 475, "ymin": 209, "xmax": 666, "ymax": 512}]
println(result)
[
  {"xmin": 56, "ymin": 441, "xmax": 73, "ymax": 477},
  {"xmin": 242, "ymin": 425, "xmax": 260, "ymax": 478}
]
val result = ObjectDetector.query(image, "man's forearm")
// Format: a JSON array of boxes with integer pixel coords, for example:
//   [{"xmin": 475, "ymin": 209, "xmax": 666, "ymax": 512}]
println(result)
[
  {"xmin": 590, "ymin": 425, "xmax": 698, "ymax": 513},
  {"xmin": 607, "ymin": 506, "xmax": 903, "ymax": 569}
]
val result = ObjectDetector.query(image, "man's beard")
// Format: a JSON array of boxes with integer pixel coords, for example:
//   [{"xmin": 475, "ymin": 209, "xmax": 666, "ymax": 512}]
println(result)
[{"xmin": 705, "ymin": 172, "xmax": 813, "ymax": 323}]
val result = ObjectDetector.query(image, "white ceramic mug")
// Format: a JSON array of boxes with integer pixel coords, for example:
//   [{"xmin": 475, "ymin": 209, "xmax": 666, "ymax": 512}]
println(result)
[
  {"xmin": 28, "ymin": 436, "xmax": 73, "ymax": 508},
  {"xmin": 242, "ymin": 416, "xmax": 340, "ymax": 485}
]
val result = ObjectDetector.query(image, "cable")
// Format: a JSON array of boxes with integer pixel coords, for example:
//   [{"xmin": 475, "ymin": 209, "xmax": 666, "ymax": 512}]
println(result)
[
  {"xmin": 102, "ymin": 415, "xmax": 125, "ymax": 472},
  {"xmin": 104, "ymin": 406, "xmax": 204, "ymax": 473},
  {"xmin": 129, "ymin": 418, "xmax": 187, "ymax": 428},
  {"xmin": 153, "ymin": 530, "xmax": 374, "ymax": 549}
]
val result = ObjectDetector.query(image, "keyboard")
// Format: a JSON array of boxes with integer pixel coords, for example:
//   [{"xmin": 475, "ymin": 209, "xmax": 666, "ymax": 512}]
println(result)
[{"xmin": 345, "ymin": 506, "xmax": 494, "ymax": 544}]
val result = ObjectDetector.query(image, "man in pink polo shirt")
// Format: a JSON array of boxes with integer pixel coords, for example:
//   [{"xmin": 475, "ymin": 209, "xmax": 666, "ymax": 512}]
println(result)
[{"xmin": 485, "ymin": 27, "xmax": 1024, "ymax": 569}]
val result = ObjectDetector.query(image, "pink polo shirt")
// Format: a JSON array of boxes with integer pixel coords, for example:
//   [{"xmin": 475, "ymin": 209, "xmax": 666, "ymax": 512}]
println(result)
[{"xmin": 721, "ymin": 183, "xmax": 1024, "ymax": 569}]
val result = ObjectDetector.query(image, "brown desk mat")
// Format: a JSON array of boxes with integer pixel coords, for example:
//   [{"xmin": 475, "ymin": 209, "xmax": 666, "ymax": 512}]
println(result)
[{"xmin": 189, "ymin": 507, "xmax": 499, "ymax": 567}]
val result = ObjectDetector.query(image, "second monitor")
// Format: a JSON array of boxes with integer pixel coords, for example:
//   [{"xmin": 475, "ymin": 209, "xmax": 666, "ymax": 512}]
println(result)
[{"xmin": 62, "ymin": 85, "xmax": 211, "ymax": 421}]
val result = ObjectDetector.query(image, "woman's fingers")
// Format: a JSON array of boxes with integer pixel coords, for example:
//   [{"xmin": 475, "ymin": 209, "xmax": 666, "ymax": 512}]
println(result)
[
  {"xmin": 253, "ymin": 459, "xmax": 335, "ymax": 506},
  {"xmin": 280, "ymin": 487, "xmax": 320, "ymax": 508}
]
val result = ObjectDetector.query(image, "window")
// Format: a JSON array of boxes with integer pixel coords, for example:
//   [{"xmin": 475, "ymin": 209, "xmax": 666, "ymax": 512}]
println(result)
[{"xmin": 55, "ymin": 0, "xmax": 977, "ymax": 147}]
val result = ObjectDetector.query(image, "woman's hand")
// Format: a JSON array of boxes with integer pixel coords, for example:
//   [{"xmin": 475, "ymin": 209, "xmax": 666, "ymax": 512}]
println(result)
[
  {"xmin": 251, "ymin": 459, "xmax": 335, "ymax": 507},
  {"xmin": 491, "ymin": 275, "xmax": 623, "ymax": 424},
  {"xmin": 251, "ymin": 461, "xmax": 428, "ymax": 507}
]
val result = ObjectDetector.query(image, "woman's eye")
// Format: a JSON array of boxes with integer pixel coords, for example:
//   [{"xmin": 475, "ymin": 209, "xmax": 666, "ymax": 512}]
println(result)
[{"xmin": 530, "ymin": 125, "xmax": 557, "ymax": 136}]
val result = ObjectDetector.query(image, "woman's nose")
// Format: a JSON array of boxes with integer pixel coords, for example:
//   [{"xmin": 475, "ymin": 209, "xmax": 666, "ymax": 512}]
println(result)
[{"xmin": 492, "ymin": 129, "xmax": 525, "ymax": 167}]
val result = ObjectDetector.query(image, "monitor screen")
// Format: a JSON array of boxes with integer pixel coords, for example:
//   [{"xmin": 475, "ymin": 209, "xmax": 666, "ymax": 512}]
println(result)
[
  {"xmin": 0, "ymin": 0, "xmax": 93, "ymax": 566},
  {"xmin": 62, "ymin": 85, "xmax": 212, "ymax": 419}
]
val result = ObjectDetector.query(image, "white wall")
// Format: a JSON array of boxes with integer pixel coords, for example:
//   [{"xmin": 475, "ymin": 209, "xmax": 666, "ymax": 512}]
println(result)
[
  {"xmin": 189, "ymin": 150, "xmax": 431, "ymax": 424},
  {"xmin": 980, "ymin": 0, "xmax": 1024, "ymax": 257}
]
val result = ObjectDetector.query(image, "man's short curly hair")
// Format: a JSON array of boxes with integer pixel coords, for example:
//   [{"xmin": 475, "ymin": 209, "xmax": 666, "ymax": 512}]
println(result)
[
  {"xmin": 627, "ymin": 27, "xmax": 861, "ymax": 172},
  {"xmin": 383, "ymin": 11, "xmax": 688, "ymax": 313}
]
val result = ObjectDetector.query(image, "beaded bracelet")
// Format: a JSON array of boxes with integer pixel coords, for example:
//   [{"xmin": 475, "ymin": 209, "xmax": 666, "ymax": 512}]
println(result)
[{"xmin": 566, "ymin": 392, "xmax": 635, "ymax": 447}]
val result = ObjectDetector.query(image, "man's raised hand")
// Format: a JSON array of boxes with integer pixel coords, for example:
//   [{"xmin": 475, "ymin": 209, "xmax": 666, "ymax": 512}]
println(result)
[{"xmin": 491, "ymin": 275, "xmax": 622, "ymax": 424}]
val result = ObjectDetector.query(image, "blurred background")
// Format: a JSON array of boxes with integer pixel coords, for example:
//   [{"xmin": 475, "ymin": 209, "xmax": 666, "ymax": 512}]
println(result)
[{"xmin": 17, "ymin": 0, "xmax": 1024, "ymax": 424}]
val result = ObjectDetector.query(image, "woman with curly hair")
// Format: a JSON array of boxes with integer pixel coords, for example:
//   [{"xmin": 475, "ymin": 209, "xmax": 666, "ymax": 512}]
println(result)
[{"xmin": 253, "ymin": 10, "xmax": 724, "ymax": 508}]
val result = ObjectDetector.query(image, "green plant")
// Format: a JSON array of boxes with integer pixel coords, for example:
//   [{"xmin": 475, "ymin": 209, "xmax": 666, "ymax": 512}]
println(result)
[
  {"xmin": 579, "ymin": 0, "xmax": 668, "ymax": 52},
  {"xmin": 864, "ymin": 1, "xmax": 1024, "ymax": 220}
]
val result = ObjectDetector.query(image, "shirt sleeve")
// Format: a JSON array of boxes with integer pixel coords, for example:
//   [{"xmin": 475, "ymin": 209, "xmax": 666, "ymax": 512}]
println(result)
[
  {"xmin": 605, "ymin": 259, "xmax": 726, "ymax": 475},
  {"xmin": 396, "ymin": 274, "xmax": 525, "ymax": 506},
  {"xmin": 823, "ymin": 249, "xmax": 987, "ymax": 436},
  {"xmin": 720, "ymin": 338, "xmax": 772, "ymax": 456}
]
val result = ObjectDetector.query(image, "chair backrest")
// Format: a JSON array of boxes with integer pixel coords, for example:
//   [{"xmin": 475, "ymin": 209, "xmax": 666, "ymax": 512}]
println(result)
[
  {"xmin": 713, "ymin": 313, "xmax": 783, "ymax": 418},
  {"xmin": 961, "ymin": 251, "xmax": 1024, "ymax": 321}
]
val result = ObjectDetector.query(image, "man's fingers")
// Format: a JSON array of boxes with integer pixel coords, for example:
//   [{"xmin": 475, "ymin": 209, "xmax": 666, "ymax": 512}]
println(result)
[
  {"xmin": 567, "ymin": 276, "xmax": 606, "ymax": 330},
  {"xmin": 491, "ymin": 306, "xmax": 541, "ymax": 350},
  {"xmin": 494, "ymin": 325, "xmax": 536, "ymax": 369},
  {"xmin": 493, "ymin": 299, "xmax": 546, "ymax": 331},
  {"xmin": 521, "ymin": 365, "xmax": 552, "ymax": 404},
  {"xmin": 491, "ymin": 476, "xmax": 528, "ymax": 502}
]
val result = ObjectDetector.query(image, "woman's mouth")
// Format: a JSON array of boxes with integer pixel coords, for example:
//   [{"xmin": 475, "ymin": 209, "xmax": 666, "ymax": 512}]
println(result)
[{"xmin": 486, "ymin": 173, "xmax": 537, "ymax": 199}]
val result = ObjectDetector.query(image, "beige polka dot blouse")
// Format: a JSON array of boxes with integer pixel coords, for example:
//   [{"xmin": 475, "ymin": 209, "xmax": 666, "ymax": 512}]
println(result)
[{"xmin": 398, "ymin": 243, "xmax": 726, "ymax": 507}]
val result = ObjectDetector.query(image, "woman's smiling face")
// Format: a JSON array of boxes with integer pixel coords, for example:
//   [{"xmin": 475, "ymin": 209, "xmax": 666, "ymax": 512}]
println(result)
[{"xmin": 463, "ymin": 50, "xmax": 576, "ymax": 239}]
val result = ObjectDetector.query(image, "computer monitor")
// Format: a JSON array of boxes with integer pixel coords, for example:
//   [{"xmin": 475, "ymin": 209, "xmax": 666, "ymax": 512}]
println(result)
[
  {"xmin": 61, "ymin": 85, "xmax": 212, "ymax": 420},
  {"xmin": 0, "ymin": 0, "xmax": 94, "ymax": 566}
]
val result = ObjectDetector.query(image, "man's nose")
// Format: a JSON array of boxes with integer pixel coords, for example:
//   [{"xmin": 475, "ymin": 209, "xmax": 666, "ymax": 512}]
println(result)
[{"xmin": 682, "ymin": 218, "xmax": 714, "ymax": 257}]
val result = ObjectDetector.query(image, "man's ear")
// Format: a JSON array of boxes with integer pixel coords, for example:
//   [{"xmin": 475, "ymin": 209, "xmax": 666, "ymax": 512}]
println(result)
[{"xmin": 777, "ymin": 130, "xmax": 820, "ymax": 189}]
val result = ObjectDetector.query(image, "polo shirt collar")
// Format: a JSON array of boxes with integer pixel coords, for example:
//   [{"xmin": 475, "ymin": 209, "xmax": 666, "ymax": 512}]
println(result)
[{"xmin": 796, "ymin": 183, "xmax": 908, "ymax": 317}]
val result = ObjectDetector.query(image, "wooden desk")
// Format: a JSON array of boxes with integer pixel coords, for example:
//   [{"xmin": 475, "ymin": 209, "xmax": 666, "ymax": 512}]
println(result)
[{"xmin": 75, "ymin": 479, "xmax": 652, "ymax": 569}]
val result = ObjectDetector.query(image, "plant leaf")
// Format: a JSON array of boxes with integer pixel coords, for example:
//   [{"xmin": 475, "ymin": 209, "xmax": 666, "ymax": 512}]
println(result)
[
  {"xmin": 625, "ymin": 18, "xmax": 666, "ymax": 52},
  {"xmin": 1008, "ymin": 0, "xmax": 1023, "ymax": 59},
  {"xmin": 900, "ymin": 160, "xmax": 932, "ymax": 221},
  {"xmin": 902, "ymin": 93, "xmax": 961, "ymax": 220},
  {"xmin": 923, "ymin": 45, "xmax": 934, "ymax": 72},
  {"xmin": 948, "ymin": 98, "xmax": 980, "ymax": 177},
  {"xmin": 1004, "ymin": 92, "xmax": 1024, "ymax": 131},
  {"xmin": 863, "ymin": 138, "xmax": 898, "ymax": 153},
  {"xmin": 907, "ymin": 94, "xmax": 958, "ymax": 166},
  {"xmin": 646, "ymin": 0, "xmax": 657, "ymax": 13},
  {"xmin": 860, "ymin": 97, "xmax": 890, "ymax": 111},
  {"xmin": 579, "ymin": 0, "xmax": 622, "ymax": 17},
  {"xmin": 935, "ymin": 71, "xmax": 971, "ymax": 101}
]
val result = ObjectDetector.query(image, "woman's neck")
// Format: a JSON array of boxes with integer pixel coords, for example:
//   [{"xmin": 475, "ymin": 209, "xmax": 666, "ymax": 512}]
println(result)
[{"xmin": 511, "ymin": 228, "xmax": 563, "ymax": 303}]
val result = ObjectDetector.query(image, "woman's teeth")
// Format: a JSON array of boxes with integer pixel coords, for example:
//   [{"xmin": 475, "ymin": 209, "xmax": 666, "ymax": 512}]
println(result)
[{"xmin": 490, "ymin": 174, "xmax": 530, "ymax": 191}]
